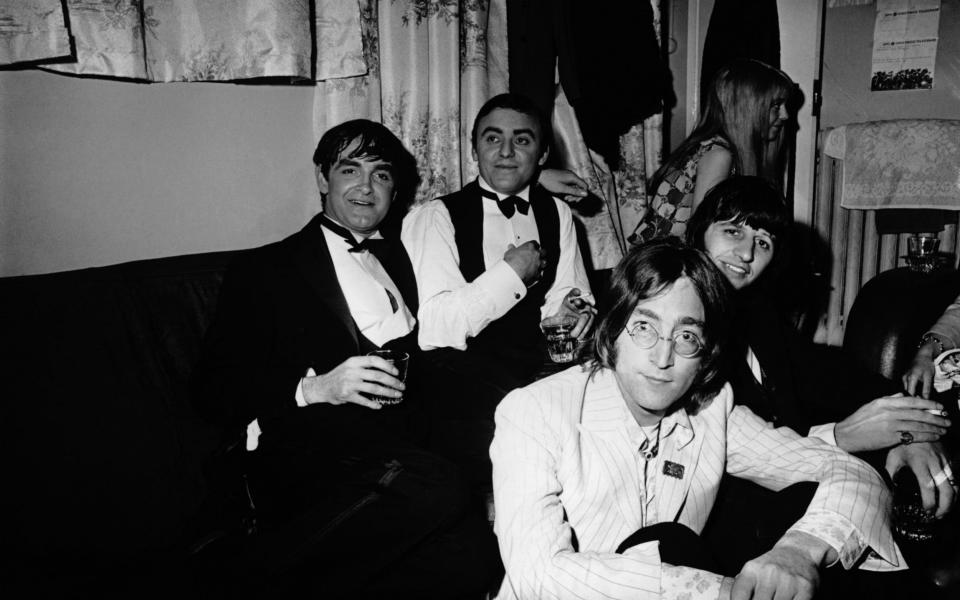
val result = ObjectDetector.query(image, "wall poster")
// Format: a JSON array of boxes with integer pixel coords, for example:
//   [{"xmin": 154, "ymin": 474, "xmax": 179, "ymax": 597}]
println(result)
[{"xmin": 871, "ymin": 0, "xmax": 941, "ymax": 91}]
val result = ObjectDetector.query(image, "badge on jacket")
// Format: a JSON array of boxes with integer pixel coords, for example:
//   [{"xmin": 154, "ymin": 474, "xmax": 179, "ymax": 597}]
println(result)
[{"xmin": 663, "ymin": 461, "xmax": 684, "ymax": 479}]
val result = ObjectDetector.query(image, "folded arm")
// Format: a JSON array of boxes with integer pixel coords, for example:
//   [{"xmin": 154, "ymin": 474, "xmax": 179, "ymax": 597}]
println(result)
[
  {"xmin": 725, "ymin": 404, "xmax": 903, "ymax": 572},
  {"xmin": 401, "ymin": 202, "xmax": 527, "ymax": 351}
]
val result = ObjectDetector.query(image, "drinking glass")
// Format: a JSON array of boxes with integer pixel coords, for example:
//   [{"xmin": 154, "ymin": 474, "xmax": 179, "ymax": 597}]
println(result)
[
  {"xmin": 541, "ymin": 315, "xmax": 579, "ymax": 363},
  {"xmin": 365, "ymin": 349, "xmax": 409, "ymax": 405}
]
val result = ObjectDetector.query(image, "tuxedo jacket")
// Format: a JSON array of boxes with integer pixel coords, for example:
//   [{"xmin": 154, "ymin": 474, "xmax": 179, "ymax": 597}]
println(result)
[{"xmin": 191, "ymin": 213, "xmax": 421, "ymax": 459}]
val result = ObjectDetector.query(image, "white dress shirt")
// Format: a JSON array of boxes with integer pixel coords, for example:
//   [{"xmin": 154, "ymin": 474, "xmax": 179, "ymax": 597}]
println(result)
[
  {"xmin": 490, "ymin": 366, "xmax": 904, "ymax": 600},
  {"xmin": 401, "ymin": 177, "xmax": 593, "ymax": 351},
  {"xmin": 318, "ymin": 222, "xmax": 415, "ymax": 347}
]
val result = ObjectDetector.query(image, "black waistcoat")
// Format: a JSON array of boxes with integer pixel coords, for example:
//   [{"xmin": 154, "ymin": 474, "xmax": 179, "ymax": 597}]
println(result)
[{"xmin": 439, "ymin": 180, "xmax": 560, "ymax": 369}]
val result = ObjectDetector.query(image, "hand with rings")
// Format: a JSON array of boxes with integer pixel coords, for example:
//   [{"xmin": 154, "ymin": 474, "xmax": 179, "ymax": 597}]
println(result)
[
  {"xmin": 885, "ymin": 442, "xmax": 957, "ymax": 518},
  {"xmin": 932, "ymin": 466, "xmax": 957, "ymax": 489},
  {"xmin": 833, "ymin": 393, "xmax": 950, "ymax": 453}
]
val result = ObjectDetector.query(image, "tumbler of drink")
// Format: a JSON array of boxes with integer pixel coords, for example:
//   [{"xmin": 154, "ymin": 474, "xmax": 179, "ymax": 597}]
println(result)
[
  {"xmin": 906, "ymin": 234, "xmax": 940, "ymax": 273},
  {"xmin": 365, "ymin": 349, "xmax": 409, "ymax": 405},
  {"xmin": 541, "ymin": 315, "xmax": 579, "ymax": 363},
  {"xmin": 892, "ymin": 467, "xmax": 937, "ymax": 543}
]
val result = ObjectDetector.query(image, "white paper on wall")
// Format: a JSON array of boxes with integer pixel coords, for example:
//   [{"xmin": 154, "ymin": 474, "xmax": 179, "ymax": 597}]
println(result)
[{"xmin": 871, "ymin": 0, "xmax": 941, "ymax": 91}]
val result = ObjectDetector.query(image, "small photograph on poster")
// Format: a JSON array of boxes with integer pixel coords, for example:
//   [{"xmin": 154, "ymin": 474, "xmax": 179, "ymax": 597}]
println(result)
[{"xmin": 871, "ymin": 0, "xmax": 941, "ymax": 91}]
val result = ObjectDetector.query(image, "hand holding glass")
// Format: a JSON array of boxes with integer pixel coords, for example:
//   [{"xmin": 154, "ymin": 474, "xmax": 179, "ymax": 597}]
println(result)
[
  {"xmin": 364, "ymin": 350, "xmax": 409, "ymax": 405},
  {"xmin": 541, "ymin": 315, "xmax": 579, "ymax": 363}
]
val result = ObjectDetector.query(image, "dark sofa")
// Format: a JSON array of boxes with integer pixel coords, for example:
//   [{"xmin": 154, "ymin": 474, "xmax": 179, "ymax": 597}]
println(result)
[
  {"xmin": 3, "ymin": 248, "xmax": 959, "ymax": 596},
  {"xmin": 2, "ymin": 250, "xmax": 249, "ymax": 597}
]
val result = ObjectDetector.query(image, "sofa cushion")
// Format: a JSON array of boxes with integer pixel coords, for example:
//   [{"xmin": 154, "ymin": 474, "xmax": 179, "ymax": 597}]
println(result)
[{"xmin": 2, "ymin": 251, "xmax": 240, "ymax": 569}]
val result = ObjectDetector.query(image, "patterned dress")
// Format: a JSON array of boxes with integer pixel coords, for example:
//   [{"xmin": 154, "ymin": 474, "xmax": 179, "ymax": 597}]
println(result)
[{"xmin": 628, "ymin": 136, "xmax": 732, "ymax": 245}]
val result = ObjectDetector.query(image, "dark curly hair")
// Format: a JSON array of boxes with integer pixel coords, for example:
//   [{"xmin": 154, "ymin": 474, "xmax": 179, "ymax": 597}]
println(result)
[{"xmin": 312, "ymin": 119, "xmax": 420, "ymax": 235}]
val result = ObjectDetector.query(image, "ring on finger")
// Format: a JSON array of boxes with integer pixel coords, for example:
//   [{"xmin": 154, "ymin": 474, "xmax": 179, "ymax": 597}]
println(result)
[
  {"xmin": 899, "ymin": 431, "xmax": 914, "ymax": 445},
  {"xmin": 933, "ymin": 470, "xmax": 951, "ymax": 486}
]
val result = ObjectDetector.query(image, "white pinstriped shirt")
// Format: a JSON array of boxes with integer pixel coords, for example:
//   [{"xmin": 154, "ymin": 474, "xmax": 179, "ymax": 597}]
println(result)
[{"xmin": 491, "ymin": 366, "xmax": 904, "ymax": 600}]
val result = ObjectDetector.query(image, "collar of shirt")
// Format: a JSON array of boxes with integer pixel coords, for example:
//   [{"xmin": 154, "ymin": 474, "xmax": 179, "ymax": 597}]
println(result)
[
  {"xmin": 319, "ymin": 222, "xmax": 415, "ymax": 346},
  {"xmin": 477, "ymin": 176, "xmax": 531, "ymax": 203},
  {"xmin": 321, "ymin": 211, "xmax": 385, "ymax": 247}
]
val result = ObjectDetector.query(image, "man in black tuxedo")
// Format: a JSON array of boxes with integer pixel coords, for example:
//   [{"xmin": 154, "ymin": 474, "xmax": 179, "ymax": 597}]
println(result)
[{"xmin": 192, "ymin": 119, "xmax": 497, "ymax": 598}]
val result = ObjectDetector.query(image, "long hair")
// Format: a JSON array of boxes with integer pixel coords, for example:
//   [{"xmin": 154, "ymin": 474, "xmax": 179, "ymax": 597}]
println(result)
[
  {"xmin": 649, "ymin": 59, "xmax": 795, "ymax": 193},
  {"xmin": 589, "ymin": 238, "xmax": 731, "ymax": 415}
]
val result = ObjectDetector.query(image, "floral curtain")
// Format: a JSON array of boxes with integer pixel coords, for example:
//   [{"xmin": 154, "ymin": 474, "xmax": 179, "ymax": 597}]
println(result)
[
  {"xmin": 313, "ymin": 0, "xmax": 508, "ymax": 205},
  {"xmin": 2, "ymin": 0, "xmax": 362, "ymax": 83},
  {"xmin": 0, "ymin": 1, "xmax": 71, "ymax": 65}
]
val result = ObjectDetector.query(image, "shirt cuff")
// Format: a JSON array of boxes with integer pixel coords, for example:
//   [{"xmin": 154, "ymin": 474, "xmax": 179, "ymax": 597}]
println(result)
[
  {"xmin": 295, "ymin": 367, "xmax": 317, "ymax": 407},
  {"xmin": 807, "ymin": 423, "xmax": 838, "ymax": 447},
  {"xmin": 660, "ymin": 564, "xmax": 725, "ymax": 600},
  {"xmin": 788, "ymin": 511, "xmax": 863, "ymax": 569},
  {"xmin": 485, "ymin": 259, "xmax": 528, "ymax": 309}
]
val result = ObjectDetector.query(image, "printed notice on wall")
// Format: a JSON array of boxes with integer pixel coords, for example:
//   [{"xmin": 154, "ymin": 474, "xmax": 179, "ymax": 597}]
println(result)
[{"xmin": 871, "ymin": 0, "xmax": 941, "ymax": 91}]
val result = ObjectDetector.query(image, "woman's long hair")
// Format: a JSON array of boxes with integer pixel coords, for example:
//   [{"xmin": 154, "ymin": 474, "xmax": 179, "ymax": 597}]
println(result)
[{"xmin": 648, "ymin": 59, "xmax": 796, "ymax": 194}]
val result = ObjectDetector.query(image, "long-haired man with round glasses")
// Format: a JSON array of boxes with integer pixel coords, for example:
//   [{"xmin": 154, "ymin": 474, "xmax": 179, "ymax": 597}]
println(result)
[{"xmin": 490, "ymin": 238, "xmax": 904, "ymax": 600}]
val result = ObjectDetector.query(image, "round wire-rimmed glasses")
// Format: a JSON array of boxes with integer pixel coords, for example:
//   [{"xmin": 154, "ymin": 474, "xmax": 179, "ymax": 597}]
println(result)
[{"xmin": 625, "ymin": 322, "xmax": 704, "ymax": 358}]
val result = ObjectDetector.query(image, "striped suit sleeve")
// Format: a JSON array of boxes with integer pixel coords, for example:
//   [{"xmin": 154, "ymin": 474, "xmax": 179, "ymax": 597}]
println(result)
[{"xmin": 725, "ymin": 403, "xmax": 902, "ymax": 569}]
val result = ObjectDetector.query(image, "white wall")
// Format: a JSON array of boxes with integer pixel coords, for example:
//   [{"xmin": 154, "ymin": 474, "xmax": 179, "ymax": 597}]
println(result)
[
  {"xmin": 0, "ymin": 70, "xmax": 318, "ymax": 276},
  {"xmin": 778, "ymin": 0, "xmax": 823, "ymax": 225}
]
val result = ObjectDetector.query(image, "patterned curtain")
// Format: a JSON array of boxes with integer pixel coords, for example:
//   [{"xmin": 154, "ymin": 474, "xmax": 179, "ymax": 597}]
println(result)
[
  {"xmin": 0, "ymin": 1, "xmax": 71, "ymax": 65},
  {"xmin": 1, "ymin": 0, "xmax": 362, "ymax": 83},
  {"xmin": 313, "ymin": 0, "xmax": 508, "ymax": 206}
]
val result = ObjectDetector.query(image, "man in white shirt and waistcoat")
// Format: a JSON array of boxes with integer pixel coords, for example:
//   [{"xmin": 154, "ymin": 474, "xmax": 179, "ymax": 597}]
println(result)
[
  {"xmin": 401, "ymin": 94, "xmax": 597, "ymax": 485},
  {"xmin": 192, "ymin": 119, "xmax": 497, "ymax": 599}
]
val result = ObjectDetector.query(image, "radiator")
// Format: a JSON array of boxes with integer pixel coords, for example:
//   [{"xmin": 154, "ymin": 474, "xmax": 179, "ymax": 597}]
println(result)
[{"xmin": 811, "ymin": 129, "xmax": 960, "ymax": 346}]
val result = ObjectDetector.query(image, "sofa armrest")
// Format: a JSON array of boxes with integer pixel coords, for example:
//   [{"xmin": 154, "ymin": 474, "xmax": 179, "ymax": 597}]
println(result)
[{"xmin": 843, "ymin": 267, "xmax": 960, "ymax": 380}]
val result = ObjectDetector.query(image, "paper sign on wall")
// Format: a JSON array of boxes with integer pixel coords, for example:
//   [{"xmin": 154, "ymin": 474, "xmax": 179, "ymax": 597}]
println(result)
[{"xmin": 871, "ymin": 0, "xmax": 941, "ymax": 91}]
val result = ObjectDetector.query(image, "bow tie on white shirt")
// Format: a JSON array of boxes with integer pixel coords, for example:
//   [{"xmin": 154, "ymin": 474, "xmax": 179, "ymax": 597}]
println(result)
[
  {"xmin": 480, "ymin": 187, "xmax": 529, "ymax": 218},
  {"xmin": 319, "ymin": 214, "xmax": 398, "ymax": 313}
]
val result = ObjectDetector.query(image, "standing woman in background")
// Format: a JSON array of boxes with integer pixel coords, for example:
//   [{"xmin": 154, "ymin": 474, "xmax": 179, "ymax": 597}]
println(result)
[{"xmin": 629, "ymin": 59, "xmax": 796, "ymax": 245}]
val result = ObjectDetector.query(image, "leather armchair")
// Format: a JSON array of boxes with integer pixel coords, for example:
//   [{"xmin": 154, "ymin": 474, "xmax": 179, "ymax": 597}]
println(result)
[{"xmin": 843, "ymin": 266, "xmax": 960, "ymax": 596}]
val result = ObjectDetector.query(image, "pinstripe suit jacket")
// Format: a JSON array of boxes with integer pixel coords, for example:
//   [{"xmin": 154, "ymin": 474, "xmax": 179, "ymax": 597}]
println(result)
[{"xmin": 491, "ymin": 366, "xmax": 903, "ymax": 600}]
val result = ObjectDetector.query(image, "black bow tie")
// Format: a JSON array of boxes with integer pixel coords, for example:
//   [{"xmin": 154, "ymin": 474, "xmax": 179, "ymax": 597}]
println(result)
[
  {"xmin": 480, "ymin": 188, "xmax": 529, "ymax": 219},
  {"xmin": 318, "ymin": 214, "xmax": 386, "ymax": 254}
]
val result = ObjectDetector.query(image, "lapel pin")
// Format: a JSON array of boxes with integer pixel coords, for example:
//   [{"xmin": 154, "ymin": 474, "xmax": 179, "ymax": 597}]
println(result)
[{"xmin": 663, "ymin": 461, "xmax": 684, "ymax": 479}]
